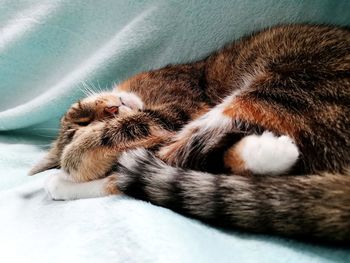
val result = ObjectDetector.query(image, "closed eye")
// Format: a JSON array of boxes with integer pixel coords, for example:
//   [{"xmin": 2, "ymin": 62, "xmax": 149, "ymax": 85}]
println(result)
[
  {"xmin": 76, "ymin": 121, "xmax": 90, "ymax": 126},
  {"xmin": 119, "ymin": 97, "xmax": 125, "ymax": 106},
  {"xmin": 74, "ymin": 117, "xmax": 92, "ymax": 126}
]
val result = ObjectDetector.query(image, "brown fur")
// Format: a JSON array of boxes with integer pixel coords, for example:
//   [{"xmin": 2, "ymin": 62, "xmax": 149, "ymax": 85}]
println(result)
[
  {"xmin": 31, "ymin": 24, "xmax": 350, "ymax": 242},
  {"xmin": 223, "ymin": 98, "xmax": 305, "ymax": 138}
]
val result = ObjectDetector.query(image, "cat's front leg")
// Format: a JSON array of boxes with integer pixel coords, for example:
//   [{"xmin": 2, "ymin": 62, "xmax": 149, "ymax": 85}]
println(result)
[
  {"xmin": 61, "ymin": 112, "xmax": 170, "ymax": 183},
  {"xmin": 45, "ymin": 172, "xmax": 119, "ymax": 200},
  {"xmin": 60, "ymin": 121, "xmax": 119, "ymax": 182}
]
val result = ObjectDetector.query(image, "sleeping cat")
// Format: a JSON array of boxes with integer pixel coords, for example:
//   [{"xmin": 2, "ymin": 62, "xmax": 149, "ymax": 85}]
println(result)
[
  {"xmin": 31, "ymin": 24, "xmax": 350, "ymax": 243},
  {"xmin": 31, "ymin": 85, "xmax": 298, "ymax": 181}
]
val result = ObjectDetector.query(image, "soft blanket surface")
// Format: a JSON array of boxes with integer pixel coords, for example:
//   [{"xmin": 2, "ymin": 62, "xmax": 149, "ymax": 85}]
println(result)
[{"xmin": 0, "ymin": 1, "xmax": 349, "ymax": 262}]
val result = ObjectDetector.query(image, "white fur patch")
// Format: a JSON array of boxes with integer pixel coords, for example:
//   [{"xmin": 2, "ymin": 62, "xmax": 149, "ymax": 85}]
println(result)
[
  {"xmin": 115, "ymin": 91, "xmax": 144, "ymax": 111},
  {"xmin": 84, "ymin": 91, "xmax": 115, "ymax": 104},
  {"xmin": 45, "ymin": 172, "xmax": 110, "ymax": 200},
  {"xmin": 172, "ymin": 99, "xmax": 234, "ymax": 151},
  {"xmin": 190, "ymin": 91, "xmax": 240, "ymax": 130},
  {"xmin": 239, "ymin": 132, "xmax": 299, "ymax": 175},
  {"xmin": 84, "ymin": 90, "xmax": 143, "ymax": 113},
  {"xmin": 194, "ymin": 107, "xmax": 231, "ymax": 131},
  {"xmin": 118, "ymin": 148, "xmax": 145, "ymax": 169}
]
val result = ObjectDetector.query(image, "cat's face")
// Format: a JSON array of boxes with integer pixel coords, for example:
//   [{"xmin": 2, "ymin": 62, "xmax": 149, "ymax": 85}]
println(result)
[
  {"xmin": 66, "ymin": 91, "xmax": 143, "ymax": 126},
  {"xmin": 29, "ymin": 90, "xmax": 144, "ymax": 175}
]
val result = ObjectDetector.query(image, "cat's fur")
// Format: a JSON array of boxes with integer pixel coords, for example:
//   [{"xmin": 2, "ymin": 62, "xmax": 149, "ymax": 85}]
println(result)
[
  {"xmin": 29, "ymin": 90, "xmax": 144, "ymax": 177},
  {"xmin": 32, "ymin": 24, "xmax": 350, "ymax": 243}
]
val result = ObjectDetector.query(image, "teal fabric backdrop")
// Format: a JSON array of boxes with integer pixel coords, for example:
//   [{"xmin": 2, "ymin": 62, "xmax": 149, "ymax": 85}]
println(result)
[{"xmin": 0, "ymin": 1, "xmax": 349, "ymax": 262}]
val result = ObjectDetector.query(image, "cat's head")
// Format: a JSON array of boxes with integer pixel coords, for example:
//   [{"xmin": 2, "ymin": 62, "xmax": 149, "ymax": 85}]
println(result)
[
  {"xmin": 65, "ymin": 90, "xmax": 143, "ymax": 126},
  {"xmin": 29, "ymin": 90, "xmax": 143, "ymax": 175}
]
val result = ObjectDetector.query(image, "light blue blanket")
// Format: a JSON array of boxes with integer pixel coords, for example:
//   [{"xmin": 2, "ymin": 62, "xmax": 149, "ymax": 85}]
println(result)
[{"xmin": 0, "ymin": 1, "xmax": 349, "ymax": 262}]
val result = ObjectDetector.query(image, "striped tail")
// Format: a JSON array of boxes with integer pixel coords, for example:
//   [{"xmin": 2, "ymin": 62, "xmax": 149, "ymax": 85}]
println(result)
[{"xmin": 115, "ymin": 148, "xmax": 350, "ymax": 243}]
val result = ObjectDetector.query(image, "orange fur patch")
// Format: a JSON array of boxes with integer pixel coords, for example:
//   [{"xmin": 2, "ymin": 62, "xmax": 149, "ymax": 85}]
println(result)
[
  {"xmin": 224, "ymin": 140, "xmax": 247, "ymax": 174},
  {"xmin": 190, "ymin": 103, "xmax": 211, "ymax": 119},
  {"xmin": 117, "ymin": 79, "xmax": 131, "ymax": 92},
  {"xmin": 104, "ymin": 175, "xmax": 120, "ymax": 195},
  {"xmin": 75, "ymin": 147, "xmax": 118, "ymax": 182},
  {"xmin": 223, "ymin": 97, "xmax": 307, "ymax": 139},
  {"xmin": 157, "ymin": 128, "xmax": 196, "ymax": 165},
  {"xmin": 158, "ymin": 139, "xmax": 186, "ymax": 164},
  {"xmin": 117, "ymin": 72, "xmax": 149, "ymax": 92}
]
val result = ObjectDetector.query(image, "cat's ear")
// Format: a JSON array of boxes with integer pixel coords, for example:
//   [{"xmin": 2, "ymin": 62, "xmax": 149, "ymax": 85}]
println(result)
[{"xmin": 28, "ymin": 147, "xmax": 60, "ymax": 176}]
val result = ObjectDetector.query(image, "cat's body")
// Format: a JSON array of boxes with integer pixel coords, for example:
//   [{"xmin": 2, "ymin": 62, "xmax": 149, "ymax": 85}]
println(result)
[{"xmin": 32, "ymin": 24, "xmax": 350, "ymax": 242}]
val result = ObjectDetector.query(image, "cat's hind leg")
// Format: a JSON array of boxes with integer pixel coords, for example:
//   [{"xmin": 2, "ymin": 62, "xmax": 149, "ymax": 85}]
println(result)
[
  {"xmin": 224, "ymin": 131, "xmax": 299, "ymax": 175},
  {"xmin": 158, "ymin": 95, "xmax": 236, "ymax": 168},
  {"xmin": 158, "ymin": 92, "xmax": 301, "ymax": 171}
]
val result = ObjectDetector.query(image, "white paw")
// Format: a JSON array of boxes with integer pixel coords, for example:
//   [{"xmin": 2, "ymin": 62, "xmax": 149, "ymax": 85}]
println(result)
[
  {"xmin": 241, "ymin": 132, "xmax": 299, "ymax": 175},
  {"xmin": 45, "ymin": 173, "xmax": 77, "ymax": 201}
]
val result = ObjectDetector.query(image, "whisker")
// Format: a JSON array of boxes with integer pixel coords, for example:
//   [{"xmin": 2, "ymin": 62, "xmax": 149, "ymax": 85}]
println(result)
[
  {"xmin": 90, "ymin": 82, "xmax": 102, "ymax": 93},
  {"xmin": 83, "ymin": 82, "xmax": 96, "ymax": 96},
  {"xmin": 85, "ymin": 81, "xmax": 99, "ymax": 96},
  {"xmin": 80, "ymin": 81, "xmax": 94, "ymax": 97},
  {"xmin": 97, "ymin": 80, "xmax": 103, "ymax": 93},
  {"xmin": 112, "ymin": 81, "xmax": 119, "ymax": 90},
  {"xmin": 84, "ymin": 81, "xmax": 97, "ymax": 95}
]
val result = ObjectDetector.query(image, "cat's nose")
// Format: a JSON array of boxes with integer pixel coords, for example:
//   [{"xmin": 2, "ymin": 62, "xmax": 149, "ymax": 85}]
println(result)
[{"xmin": 104, "ymin": 106, "xmax": 119, "ymax": 115}]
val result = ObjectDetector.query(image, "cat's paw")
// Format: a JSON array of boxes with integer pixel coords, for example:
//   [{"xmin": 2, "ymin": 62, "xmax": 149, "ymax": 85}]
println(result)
[
  {"xmin": 45, "ymin": 173, "xmax": 77, "ymax": 201},
  {"xmin": 240, "ymin": 132, "xmax": 299, "ymax": 175},
  {"xmin": 45, "ymin": 173, "xmax": 116, "ymax": 200},
  {"xmin": 157, "ymin": 133, "xmax": 192, "ymax": 166},
  {"xmin": 158, "ymin": 105, "xmax": 233, "ymax": 168}
]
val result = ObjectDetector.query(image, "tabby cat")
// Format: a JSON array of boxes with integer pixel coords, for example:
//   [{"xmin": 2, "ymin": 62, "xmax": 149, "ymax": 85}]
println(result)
[{"xmin": 31, "ymin": 24, "xmax": 350, "ymax": 243}]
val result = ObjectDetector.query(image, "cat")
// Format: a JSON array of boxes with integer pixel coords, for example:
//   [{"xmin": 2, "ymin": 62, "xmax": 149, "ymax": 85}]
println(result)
[
  {"xmin": 31, "ymin": 24, "xmax": 350, "ymax": 243},
  {"xmin": 31, "ymin": 85, "xmax": 298, "ymax": 181}
]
